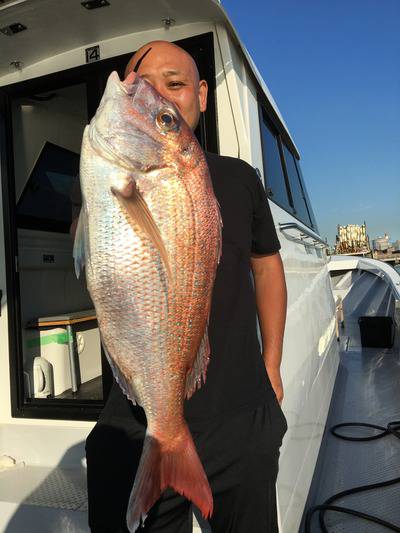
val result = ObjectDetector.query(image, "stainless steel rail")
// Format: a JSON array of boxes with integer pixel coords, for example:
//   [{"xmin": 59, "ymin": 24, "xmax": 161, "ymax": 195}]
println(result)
[{"xmin": 279, "ymin": 222, "xmax": 328, "ymax": 248}]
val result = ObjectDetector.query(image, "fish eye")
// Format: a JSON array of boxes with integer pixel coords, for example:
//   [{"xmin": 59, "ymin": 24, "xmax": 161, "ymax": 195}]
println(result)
[{"xmin": 156, "ymin": 110, "xmax": 176, "ymax": 131}]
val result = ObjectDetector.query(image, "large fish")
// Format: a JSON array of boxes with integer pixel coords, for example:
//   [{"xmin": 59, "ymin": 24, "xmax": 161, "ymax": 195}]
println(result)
[{"xmin": 74, "ymin": 70, "xmax": 222, "ymax": 531}]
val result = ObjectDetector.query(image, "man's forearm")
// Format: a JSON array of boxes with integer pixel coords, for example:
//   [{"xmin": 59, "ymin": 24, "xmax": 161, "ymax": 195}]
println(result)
[
  {"xmin": 251, "ymin": 253, "xmax": 287, "ymax": 362},
  {"xmin": 257, "ymin": 273, "xmax": 286, "ymax": 369},
  {"xmin": 250, "ymin": 252, "xmax": 287, "ymax": 402}
]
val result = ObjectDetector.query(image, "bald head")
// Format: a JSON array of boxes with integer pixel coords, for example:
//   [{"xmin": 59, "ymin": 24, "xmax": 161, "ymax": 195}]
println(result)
[
  {"xmin": 124, "ymin": 41, "xmax": 207, "ymax": 130},
  {"xmin": 125, "ymin": 41, "xmax": 200, "ymax": 81}
]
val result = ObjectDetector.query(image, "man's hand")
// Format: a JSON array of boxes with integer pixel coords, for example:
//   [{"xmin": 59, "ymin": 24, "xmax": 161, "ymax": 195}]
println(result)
[{"xmin": 265, "ymin": 361, "xmax": 284, "ymax": 405}]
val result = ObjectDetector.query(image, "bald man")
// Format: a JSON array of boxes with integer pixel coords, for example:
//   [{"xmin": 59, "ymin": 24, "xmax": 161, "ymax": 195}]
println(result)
[{"xmin": 79, "ymin": 41, "xmax": 288, "ymax": 533}]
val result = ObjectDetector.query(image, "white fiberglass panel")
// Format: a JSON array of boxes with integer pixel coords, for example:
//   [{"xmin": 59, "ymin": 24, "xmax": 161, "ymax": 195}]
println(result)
[{"xmin": 269, "ymin": 203, "xmax": 339, "ymax": 531}]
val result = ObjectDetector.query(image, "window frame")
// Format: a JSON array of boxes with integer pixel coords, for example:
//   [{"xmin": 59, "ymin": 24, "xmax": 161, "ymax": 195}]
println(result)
[{"xmin": 0, "ymin": 32, "xmax": 218, "ymax": 421}]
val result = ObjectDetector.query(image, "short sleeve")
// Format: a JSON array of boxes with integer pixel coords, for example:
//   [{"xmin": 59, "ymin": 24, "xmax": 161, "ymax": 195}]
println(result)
[
  {"xmin": 70, "ymin": 177, "xmax": 82, "ymax": 221},
  {"xmin": 251, "ymin": 173, "xmax": 281, "ymax": 255}
]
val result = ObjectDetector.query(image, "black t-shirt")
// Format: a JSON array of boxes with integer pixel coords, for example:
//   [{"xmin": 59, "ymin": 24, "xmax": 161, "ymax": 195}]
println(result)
[
  {"xmin": 184, "ymin": 152, "xmax": 280, "ymax": 424},
  {"xmin": 71, "ymin": 152, "xmax": 281, "ymax": 425}
]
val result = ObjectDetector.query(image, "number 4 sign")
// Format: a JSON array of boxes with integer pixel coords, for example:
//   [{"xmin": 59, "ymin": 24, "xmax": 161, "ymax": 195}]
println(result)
[{"xmin": 85, "ymin": 45, "xmax": 100, "ymax": 63}]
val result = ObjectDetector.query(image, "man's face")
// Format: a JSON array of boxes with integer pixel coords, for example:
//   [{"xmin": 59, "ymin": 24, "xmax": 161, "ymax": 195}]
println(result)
[{"xmin": 125, "ymin": 42, "xmax": 208, "ymax": 131}]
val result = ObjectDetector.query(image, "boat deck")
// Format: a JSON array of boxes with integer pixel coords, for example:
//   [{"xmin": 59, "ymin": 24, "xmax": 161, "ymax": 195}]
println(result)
[
  {"xmin": 301, "ymin": 271, "xmax": 400, "ymax": 532},
  {"xmin": 0, "ymin": 464, "xmax": 88, "ymax": 532}
]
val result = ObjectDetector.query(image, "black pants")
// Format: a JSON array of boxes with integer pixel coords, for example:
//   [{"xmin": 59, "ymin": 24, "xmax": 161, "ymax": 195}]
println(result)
[{"xmin": 86, "ymin": 397, "xmax": 287, "ymax": 533}]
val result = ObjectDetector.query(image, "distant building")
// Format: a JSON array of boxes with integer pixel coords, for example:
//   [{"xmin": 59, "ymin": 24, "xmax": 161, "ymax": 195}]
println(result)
[
  {"xmin": 372, "ymin": 233, "xmax": 390, "ymax": 252},
  {"xmin": 392, "ymin": 240, "xmax": 400, "ymax": 252},
  {"xmin": 334, "ymin": 222, "xmax": 371, "ymax": 256},
  {"xmin": 371, "ymin": 234, "xmax": 400, "ymax": 264}
]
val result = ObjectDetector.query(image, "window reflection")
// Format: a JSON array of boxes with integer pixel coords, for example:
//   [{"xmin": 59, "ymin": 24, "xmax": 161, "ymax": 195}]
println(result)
[
  {"xmin": 259, "ymin": 111, "xmax": 291, "ymax": 211},
  {"xmin": 282, "ymin": 143, "xmax": 312, "ymax": 227},
  {"xmin": 295, "ymin": 160, "xmax": 318, "ymax": 232}
]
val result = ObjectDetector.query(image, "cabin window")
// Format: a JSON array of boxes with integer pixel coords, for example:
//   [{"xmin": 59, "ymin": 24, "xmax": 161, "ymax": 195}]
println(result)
[
  {"xmin": 281, "ymin": 143, "xmax": 312, "ymax": 227},
  {"xmin": 0, "ymin": 32, "xmax": 217, "ymax": 421},
  {"xmin": 259, "ymin": 110, "xmax": 291, "ymax": 212},
  {"xmin": 259, "ymin": 105, "xmax": 318, "ymax": 232},
  {"xmin": 294, "ymin": 159, "xmax": 318, "ymax": 231}
]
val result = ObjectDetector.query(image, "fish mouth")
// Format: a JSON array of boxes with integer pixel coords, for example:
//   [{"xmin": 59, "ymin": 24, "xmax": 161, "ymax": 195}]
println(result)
[
  {"xmin": 123, "ymin": 70, "xmax": 137, "ymax": 87},
  {"xmin": 106, "ymin": 70, "xmax": 142, "ymax": 98},
  {"xmin": 121, "ymin": 70, "xmax": 141, "ymax": 98}
]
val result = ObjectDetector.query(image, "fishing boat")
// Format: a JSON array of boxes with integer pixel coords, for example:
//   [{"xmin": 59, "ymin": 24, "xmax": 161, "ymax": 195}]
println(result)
[{"xmin": 0, "ymin": 1, "xmax": 398, "ymax": 532}]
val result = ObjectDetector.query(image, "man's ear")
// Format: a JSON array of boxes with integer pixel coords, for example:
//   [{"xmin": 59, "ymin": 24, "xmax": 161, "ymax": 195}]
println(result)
[{"xmin": 199, "ymin": 80, "xmax": 208, "ymax": 113}]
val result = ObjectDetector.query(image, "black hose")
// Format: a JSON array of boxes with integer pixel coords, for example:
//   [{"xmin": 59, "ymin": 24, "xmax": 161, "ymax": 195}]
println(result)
[{"xmin": 304, "ymin": 420, "xmax": 400, "ymax": 532}]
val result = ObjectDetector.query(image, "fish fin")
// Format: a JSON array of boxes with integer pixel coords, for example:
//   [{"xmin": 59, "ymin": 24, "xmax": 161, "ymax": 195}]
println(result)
[
  {"xmin": 112, "ymin": 182, "xmax": 172, "ymax": 283},
  {"xmin": 126, "ymin": 426, "xmax": 213, "ymax": 532},
  {"xmin": 72, "ymin": 209, "xmax": 86, "ymax": 278},
  {"xmin": 185, "ymin": 325, "xmax": 211, "ymax": 399},
  {"xmin": 101, "ymin": 339, "xmax": 138, "ymax": 405},
  {"xmin": 216, "ymin": 199, "xmax": 223, "ymax": 264}
]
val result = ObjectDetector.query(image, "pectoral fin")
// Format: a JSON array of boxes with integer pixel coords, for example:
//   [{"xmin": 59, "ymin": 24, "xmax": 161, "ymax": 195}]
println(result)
[{"xmin": 112, "ymin": 181, "xmax": 172, "ymax": 282}]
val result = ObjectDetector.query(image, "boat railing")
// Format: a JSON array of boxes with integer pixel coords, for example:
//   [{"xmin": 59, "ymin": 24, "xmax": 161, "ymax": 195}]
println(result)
[
  {"xmin": 329, "ymin": 255, "xmax": 400, "ymax": 328},
  {"xmin": 278, "ymin": 222, "xmax": 327, "ymax": 249}
]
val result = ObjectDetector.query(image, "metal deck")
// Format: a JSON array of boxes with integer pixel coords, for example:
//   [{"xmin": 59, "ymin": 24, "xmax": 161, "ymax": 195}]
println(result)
[{"xmin": 301, "ymin": 272, "xmax": 400, "ymax": 532}]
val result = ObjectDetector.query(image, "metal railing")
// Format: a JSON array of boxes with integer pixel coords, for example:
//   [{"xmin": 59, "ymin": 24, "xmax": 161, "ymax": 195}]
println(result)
[{"xmin": 278, "ymin": 222, "xmax": 328, "ymax": 249}]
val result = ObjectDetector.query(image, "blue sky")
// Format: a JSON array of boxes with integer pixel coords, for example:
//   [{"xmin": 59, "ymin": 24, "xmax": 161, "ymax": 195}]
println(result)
[{"xmin": 222, "ymin": 0, "xmax": 400, "ymax": 245}]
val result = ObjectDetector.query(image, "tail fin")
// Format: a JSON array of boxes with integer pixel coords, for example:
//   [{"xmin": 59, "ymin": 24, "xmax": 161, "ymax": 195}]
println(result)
[{"xmin": 126, "ymin": 425, "xmax": 213, "ymax": 532}]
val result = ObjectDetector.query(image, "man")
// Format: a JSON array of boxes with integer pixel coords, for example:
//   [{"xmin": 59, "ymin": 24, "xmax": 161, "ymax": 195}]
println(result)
[{"xmin": 74, "ymin": 40, "xmax": 288, "ymax": 532}]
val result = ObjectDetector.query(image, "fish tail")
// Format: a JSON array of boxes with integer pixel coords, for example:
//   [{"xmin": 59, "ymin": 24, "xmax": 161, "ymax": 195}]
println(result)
[{"xmin": 126, "ymin": 426, "xmax": 213, "ymax": 532}]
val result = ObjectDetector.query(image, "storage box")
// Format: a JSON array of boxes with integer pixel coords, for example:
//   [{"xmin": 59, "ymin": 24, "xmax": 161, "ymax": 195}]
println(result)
[{"xmin": 358, "ymin": 316, "xmax": 394, "ymax": 348}]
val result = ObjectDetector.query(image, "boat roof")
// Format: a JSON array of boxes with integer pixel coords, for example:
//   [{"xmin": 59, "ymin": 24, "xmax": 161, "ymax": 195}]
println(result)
[{"xmin": 0, "ymin": 0, "xmax": 299, "ymax": 155}]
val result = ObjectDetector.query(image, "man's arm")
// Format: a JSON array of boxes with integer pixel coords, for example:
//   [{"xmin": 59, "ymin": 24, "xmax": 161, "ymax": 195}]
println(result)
[{"xmin": 250, "ymin": 252, "xmax": 287, "ymax": 404}]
